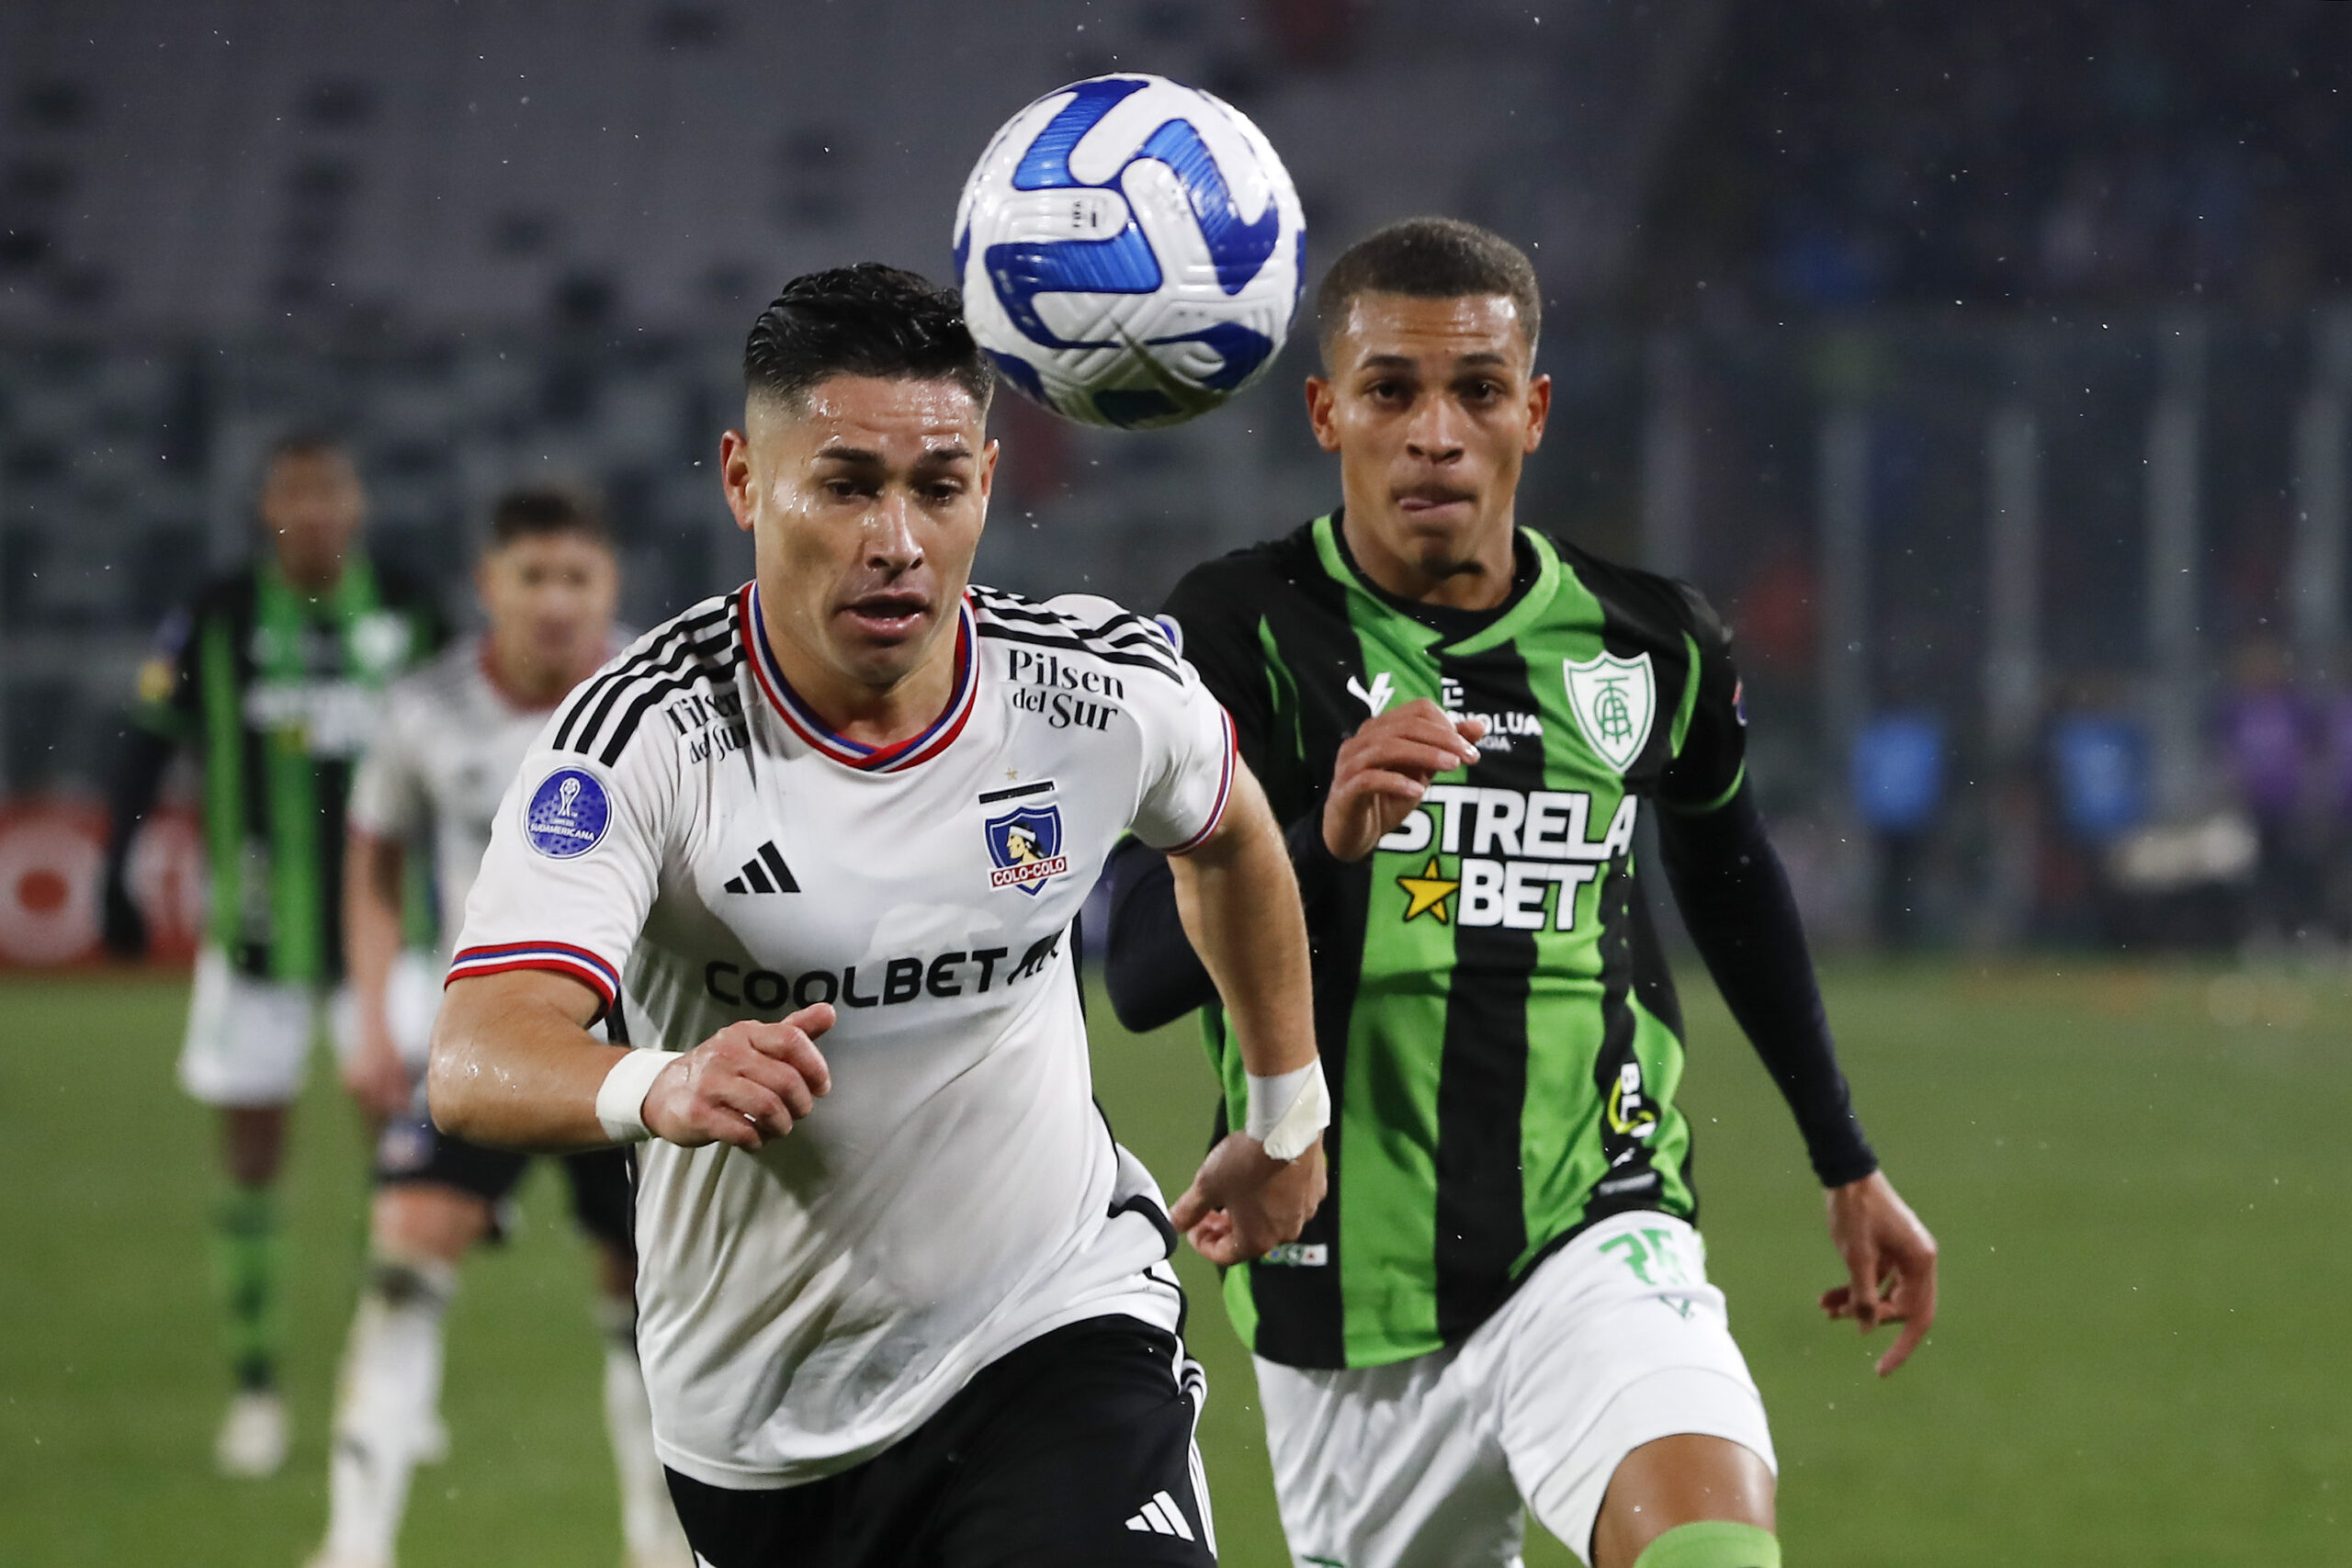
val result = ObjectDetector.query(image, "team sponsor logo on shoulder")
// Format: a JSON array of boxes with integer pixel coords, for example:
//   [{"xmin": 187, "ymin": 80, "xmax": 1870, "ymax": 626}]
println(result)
[
  {"xmin": 983, "ymin": 800, "xmax": 1069, "ymax": 894},
  {"xmin": 1564, "ymin": 651, "xmax": 1656, "ymax": 774},
  {"xmin": 1004, "ymin": 647, "xmax": 1125, "ymax": 733},
  {"xmin": 665, "ymin": 689, "xmax": 750, "ymax": 764},
  {"xmin": 524, "ymin": 765, "xmax": 610, "ymax": 858}
]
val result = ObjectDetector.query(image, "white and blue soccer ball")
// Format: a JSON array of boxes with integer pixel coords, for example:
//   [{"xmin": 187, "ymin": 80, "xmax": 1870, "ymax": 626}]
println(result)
[{"xmin": 954, "ymin": 74, "xmax": 1307, "ymax": 430}]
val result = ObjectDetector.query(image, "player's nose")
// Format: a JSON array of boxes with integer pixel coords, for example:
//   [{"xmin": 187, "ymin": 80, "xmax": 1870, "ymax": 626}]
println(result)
[
  {"xmin": 1402, "ymin": 396, "xmax": 1466, "ymax": 462},
  {"xmin": 860, "ymin": 491, "xmax": 925, "ymax": 570}
]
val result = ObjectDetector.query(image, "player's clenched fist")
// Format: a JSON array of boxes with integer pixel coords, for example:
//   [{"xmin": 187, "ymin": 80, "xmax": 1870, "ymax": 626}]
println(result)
[
  {"xmin": 1323, "ymin": 698, "xmax": 1485, "ymax": 862},
  {"xmin": 644, "ymin": 1004, "xmax": 836, "ymax": 1151}
]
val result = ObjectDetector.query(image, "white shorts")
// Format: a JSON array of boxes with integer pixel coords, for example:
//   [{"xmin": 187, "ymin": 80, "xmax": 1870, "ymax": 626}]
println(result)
[
  {"xmin": 1254, "ymin": 1211, "xmax": 1775, "ymax": 1568},
  {"xmin": 176, "ymin": 946, "xmax": 439, "ymax": 1108}
]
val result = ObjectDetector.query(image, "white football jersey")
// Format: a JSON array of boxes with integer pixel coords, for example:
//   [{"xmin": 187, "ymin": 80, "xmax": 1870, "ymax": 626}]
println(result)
[
  {"xmin": 348, "ymin": 637, "xmax": 587, "ymax": 962},
  {"xmin": 450, "ymin": 581, "xmax": 1237, "ymax": 1488}
]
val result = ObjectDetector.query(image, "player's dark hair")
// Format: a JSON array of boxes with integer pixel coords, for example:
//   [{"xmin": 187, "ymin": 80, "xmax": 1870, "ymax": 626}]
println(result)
[
  {"xmin": 743, "ymin": 264, "xmax": 993, "ymax": 415},
  {"xmin": 266, "ymin": 428, "xmax": 351, "ymax": 466},
  {"xmin": 487, "ymin": 484, "xmax": 610, "ymax": 550},
  {"xmin": 1316, "ymin": 218, "xmax": 1543, "ymax": 363}
]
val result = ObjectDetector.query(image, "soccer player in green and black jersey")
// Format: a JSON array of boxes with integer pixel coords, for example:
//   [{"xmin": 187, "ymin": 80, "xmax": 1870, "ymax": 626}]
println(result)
[
  {"xmin": 100, "ymin": 434, "xmax": 443, "ymax": 1477},
  {"xmin": 1106, "ymin": 220, "xmax": 1939, "ymax": 1568}
]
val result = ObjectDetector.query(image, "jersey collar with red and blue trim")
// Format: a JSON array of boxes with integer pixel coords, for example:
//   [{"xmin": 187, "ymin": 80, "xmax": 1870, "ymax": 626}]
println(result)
[{"xmin": 739, "ymin": 581, "xmax": 979, "ymax": 773}]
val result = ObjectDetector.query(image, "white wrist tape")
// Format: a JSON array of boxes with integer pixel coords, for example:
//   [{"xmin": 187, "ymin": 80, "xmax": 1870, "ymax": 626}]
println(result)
[
  {"xmin": 1245, "ymin": 1061, "xmax": 1329, "ymax": 1163},
  {"xmin": 594, "ymin": 1049, "xmax": 673, "ymax": 1144}
]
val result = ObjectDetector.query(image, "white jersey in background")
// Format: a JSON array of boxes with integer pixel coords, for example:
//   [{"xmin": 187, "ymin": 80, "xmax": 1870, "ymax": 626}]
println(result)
[
  {"xmin": 348, "ymin": 635, "xmax": 625, "ymax": 1073},
  {"xmin": 348, "ymin": 635, "xmax": 609, "ymax": 962},
  {"xmin": 449, "ymin": 581, "xmax": 1237, "ymax": 1489}
]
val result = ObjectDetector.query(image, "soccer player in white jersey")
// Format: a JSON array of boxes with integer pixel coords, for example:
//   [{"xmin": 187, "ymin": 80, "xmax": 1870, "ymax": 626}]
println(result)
[
  {"xmin": 308, "ymin": 488, "xmax": 691, "ymax": 1568},
  {"xmin": 428, "ymin": 265, "xmax": 1329, "ymax": 1567}
]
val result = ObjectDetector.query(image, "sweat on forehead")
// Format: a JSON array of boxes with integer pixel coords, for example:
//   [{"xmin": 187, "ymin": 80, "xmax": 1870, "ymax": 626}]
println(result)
[
  {"xmin": 1325, "ymin": 294, "xmax": 1533, "ymax": 369},
  {"xmin": 746, "ymin": 372, "xmax": 988, "ymax": 425}
]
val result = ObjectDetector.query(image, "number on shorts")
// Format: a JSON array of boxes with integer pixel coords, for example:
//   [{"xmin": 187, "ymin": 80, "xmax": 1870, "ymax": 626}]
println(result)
[{"xmin": 1600, "ymin": 1227, "xmax": 1695, "ymax": 1288}]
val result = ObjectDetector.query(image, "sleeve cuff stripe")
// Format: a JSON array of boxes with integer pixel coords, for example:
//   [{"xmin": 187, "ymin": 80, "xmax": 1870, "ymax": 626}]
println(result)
[
  {"xmin": 447, "ymin": 943, "xmax": 620, "ymax": 1003},
  {"xmin": 1165, "ymin": 707, "xmax": 1238, "ymax": 855}
]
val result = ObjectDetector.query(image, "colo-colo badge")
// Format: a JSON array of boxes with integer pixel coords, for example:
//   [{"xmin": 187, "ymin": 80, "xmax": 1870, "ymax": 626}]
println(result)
[{"xmin": 984, "ymin": 803, "xmax": 1069, "ymax": 895}]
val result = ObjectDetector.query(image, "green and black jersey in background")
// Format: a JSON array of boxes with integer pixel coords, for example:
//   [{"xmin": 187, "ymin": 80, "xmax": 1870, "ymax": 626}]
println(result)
[
  {"xmin": 128, "ymin": 558, "xmax": 443, "ymax": 982},
  {"xmin": 1160, "ymin": 513, "xmax": 1749, "ymax": 1370}
]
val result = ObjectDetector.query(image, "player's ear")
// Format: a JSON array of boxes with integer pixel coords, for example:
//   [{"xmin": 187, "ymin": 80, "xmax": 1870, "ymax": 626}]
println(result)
[
  {"xmin": 978, "ymin": 437, "xmax": 1000, "ymax": 502},
  {"xmin": 1522, "ymin": 371, "xmax": 1552, "ymax": 454},
  {"xmin": 719, "ymin": 427, "xmax": 756, "ymax": 535},
  {"xmin": 1305, "ymin": 376, "xmax": 1341, "ymax": 454}
]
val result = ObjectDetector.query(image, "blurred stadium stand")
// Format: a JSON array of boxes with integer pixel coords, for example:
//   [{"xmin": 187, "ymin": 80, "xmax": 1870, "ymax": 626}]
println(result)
[{"xmin": 4, "ymin": 0, "xmax": 2352, "ymax": 954}]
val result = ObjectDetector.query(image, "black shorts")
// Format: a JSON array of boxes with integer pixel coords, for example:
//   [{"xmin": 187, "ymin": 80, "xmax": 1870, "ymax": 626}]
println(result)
[
  {"xmin": 667, "ymin": 1314, "xmax": 1216, "ymax": 1568},
  {"xmin": 373, "ymin": 1113, "xmax": 634, "ymax": 1255}
]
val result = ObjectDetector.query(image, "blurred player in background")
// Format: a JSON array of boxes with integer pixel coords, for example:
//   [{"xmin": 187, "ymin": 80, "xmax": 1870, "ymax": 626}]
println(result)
[
  {"xmin": 429, "ymin": 265, "xmax": 1326, "ymax": 1567},
  {"xmin": 309, "ymin": 486, "xmax": 690, "ymax": 1568},
  {"xmin": 1107, "ymin": 220, "xmax": 1939, "ymax": 1568},
  {"xmin": 99, "ymin": 434, "xmax": 444, "ymax": 1477}
]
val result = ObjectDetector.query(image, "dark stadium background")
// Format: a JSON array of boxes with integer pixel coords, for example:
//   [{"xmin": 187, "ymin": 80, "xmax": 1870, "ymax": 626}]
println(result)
[{"xmin": 2, "ymin": 3, "xmax": 2347, "ymax": 1563}]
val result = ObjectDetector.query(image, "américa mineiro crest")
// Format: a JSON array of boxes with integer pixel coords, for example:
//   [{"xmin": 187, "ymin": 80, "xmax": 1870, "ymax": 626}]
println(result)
[{"xmin": 1563, "ymin": 650, "xmax": 1656, "ymax": 774}]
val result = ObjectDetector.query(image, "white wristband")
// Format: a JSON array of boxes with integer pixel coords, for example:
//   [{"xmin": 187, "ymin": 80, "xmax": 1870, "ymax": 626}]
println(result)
[
  {"xmin": 594, "ymin": 1049, "xmax": 673, "ymax": 1144},
  {"xmin": 1245, "ymin": 1061, "xmax": 1329, "ymax": 1163}
]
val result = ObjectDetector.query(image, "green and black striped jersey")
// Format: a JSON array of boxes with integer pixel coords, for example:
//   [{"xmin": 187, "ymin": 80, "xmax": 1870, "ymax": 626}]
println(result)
[
  {"xmin": 133, "ymin": 557, "xmax": 444, "ymax": 983},
  {"xmin": 1161, "ymin": 513, "xmax": 1747, "ymax": 1370}
]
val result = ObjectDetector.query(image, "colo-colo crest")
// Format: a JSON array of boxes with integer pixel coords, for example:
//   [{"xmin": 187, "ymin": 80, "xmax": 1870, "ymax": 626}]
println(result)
[
  {"xmin": 984, "ymin": 803, "xmax": 1069, "ymax": 895},
  {"xmin": 1564, "ymin": 651, "xmax": 1655, "ymax": 775}
]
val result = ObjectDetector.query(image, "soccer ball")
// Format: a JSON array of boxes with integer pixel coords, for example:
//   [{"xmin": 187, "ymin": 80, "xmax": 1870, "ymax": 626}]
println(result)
[{"xmin": 954, "ymin": 74, "xmax": 1307, "ymax": 430}]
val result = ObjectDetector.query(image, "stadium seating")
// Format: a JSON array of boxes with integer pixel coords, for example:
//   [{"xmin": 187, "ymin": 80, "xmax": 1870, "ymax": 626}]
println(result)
[{"xmin": 0, "ymin": 0, "xmax": 1714, "ymax": 793}]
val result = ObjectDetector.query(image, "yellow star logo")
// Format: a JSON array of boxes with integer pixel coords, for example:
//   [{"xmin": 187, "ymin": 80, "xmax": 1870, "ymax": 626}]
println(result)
[{"xmin": 1396, "ymin": 856, "xmax": 1460, "ymax": 923}]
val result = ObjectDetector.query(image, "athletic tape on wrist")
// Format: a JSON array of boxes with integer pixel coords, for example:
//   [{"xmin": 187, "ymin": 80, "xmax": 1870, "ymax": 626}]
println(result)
[
  {"xmin": 594, "ymin": 1049, "xmax": 672, "ymax": 1144},
  {"xmin": 1245, "ymin": 1061, "xmax": 1329, "ymax": 1162}
]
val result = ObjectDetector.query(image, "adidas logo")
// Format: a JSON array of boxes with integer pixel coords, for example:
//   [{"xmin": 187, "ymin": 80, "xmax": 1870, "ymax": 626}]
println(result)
[
  {"xmin": 722, "ymin": 841, "xmax": 799, "ymax": 895},
  {"xmin": 1124, "ymin": 1488, "xmax": 1195, "ymax": 1540}
]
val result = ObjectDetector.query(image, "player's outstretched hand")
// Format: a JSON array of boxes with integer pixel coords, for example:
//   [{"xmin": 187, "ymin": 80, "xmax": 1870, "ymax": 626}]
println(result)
[
  {"xmin": 1820, "ymin": 1169, "xmax": 1939, "ymax": 1376},
  {"xmin": 1170, "ymin": 1132, "xmax": 1327, "ymax": 1266},
  {"xmin": 1323, "ymin": 698, "xmax": 1485, "ymax": 862},
  {"xmin": 645, "ymin": 1005, "xmax": 835, "ymax": 1151}
]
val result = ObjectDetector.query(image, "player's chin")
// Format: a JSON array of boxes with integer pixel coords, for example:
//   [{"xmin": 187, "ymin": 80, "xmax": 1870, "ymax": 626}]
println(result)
[{"xmin": 1386, "ymin": 498, "xmax": 1486, "ymax": 556}]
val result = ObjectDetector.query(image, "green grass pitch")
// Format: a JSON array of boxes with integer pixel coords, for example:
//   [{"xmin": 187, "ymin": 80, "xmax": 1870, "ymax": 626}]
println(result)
[{"xmin": 2, "ymin": 961, "xmax": 2346, "ymax": 1565}]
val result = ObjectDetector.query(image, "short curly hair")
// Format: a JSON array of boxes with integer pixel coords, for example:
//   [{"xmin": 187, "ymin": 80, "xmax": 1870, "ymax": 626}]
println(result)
[
  {"xmin": 742, "ymin": 263, "xmax": 994, "ymax": 414},
  {"xmin": 1316, "ymin": 218, "xmax": 1542, "ymax": 365}
]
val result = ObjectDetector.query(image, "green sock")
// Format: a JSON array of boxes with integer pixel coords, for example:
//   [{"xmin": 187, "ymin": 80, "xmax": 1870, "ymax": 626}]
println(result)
[
  {"xmin": 1632, "ymin": 1520, "xmax": 1781, "ymax": 1568},
  {"xmin": 210, "ymin": 1186, "xmax": 284, "ymax": 1391}
]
